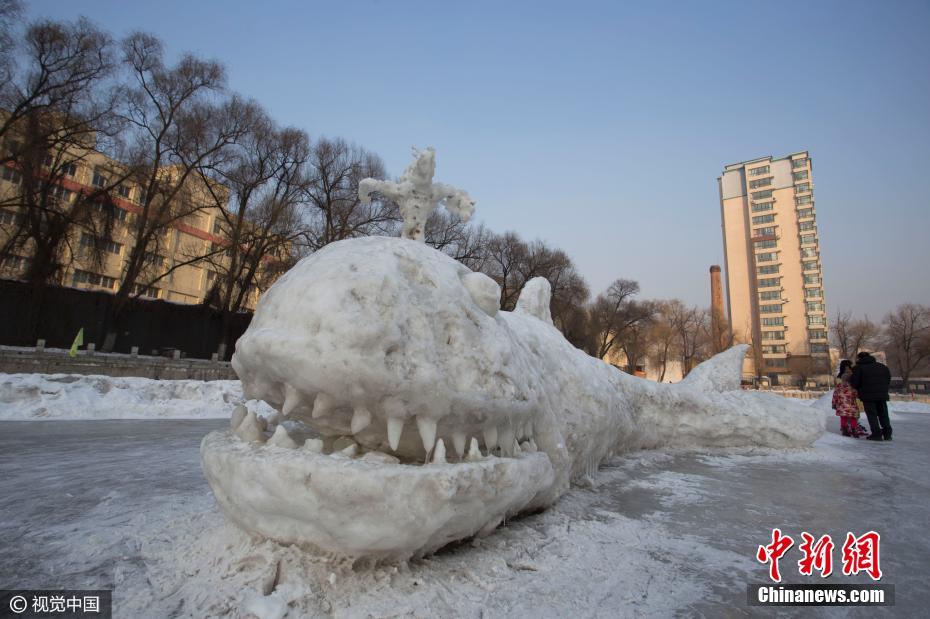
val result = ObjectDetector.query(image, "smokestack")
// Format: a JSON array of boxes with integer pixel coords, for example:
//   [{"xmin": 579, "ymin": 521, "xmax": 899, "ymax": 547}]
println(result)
[{"xmin": 710, "ymin": 265, "xmax": 726, "ymax": 354}]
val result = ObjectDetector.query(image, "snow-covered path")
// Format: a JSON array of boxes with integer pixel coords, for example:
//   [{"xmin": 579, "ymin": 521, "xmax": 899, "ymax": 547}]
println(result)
[{"xmin": 1, "ymin": 413, "xmax": 927, "ymax": 617}]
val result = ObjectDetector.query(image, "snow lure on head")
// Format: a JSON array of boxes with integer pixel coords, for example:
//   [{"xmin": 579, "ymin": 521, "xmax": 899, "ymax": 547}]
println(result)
[{"xmin": 201, "ymin": 148, "xmax": 824, "ymax": 561}]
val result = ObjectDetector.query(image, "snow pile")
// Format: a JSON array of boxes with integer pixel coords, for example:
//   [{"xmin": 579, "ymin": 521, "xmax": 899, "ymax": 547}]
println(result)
[
  {"xmin": 0, "ymin": 373, "xmax": 274, "ymax": 421},
  {"xmin": 206, "ymin": 235, "xmax": 824, "ymax": 561}
]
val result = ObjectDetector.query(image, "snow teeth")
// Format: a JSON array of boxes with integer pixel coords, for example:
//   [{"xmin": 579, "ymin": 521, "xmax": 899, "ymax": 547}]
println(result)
[
  {"xmin": 529, "ymin": 439, "xmax": 537, "ymax": 452},
  {"xmin": 513, "ymin": 439, "xmax": 521, "ymax": 454},
  {"xmin": 483, "ymin": 426, "xmax": 498, "ymax": 450},
  {"xmin": 312, "ymin": 393, "xmax": 335, "ymax": 418},
  {"xmin": 341, "ymin": 443, "xmax": 359, "ymax": 457},
  {"xmin": 282, "ymin": 384, "xmax": 300, "ymax": 416},
  {"xmin": 351, "ymin": 406, "xmax": 372, "ymax": 434},
  {"xmin": 304, "ymin": 438, "xmax": 324, "ymax": 453},
  {"xmin": 387, "ymin": 417, "xmax": 405, "ymax": 452},
  {"xmin": 432, "ymin": 438, "xmax": 447, "ymax": 464},
  {"xmin": 466, "ymin": 437, "xmax": 483, "ymax": 461},
  {"xmin": 235, "ymin": 411, "xmax": 266, "ymax": 443},
  {"xmin": 268, "ymin": 425, "xmax": 299, "ymax": 449},
  {"xmin": 452, "ymin": 431, "xmax": 467, "ymax": 459},
  {"xmin": 361, "ymin": 451, "xmax": 400, "ymax": 465},
  {"xmin": 230, "ymin": 404, "xmax": 247, "ymax": 430},
  {"xmin": 499, "ymin": 424, "xmax": 515, "ymax": 456},
  {"xmin": 520, "ymin": 440, "xmax": 536, "ymax": 453},
  {"xmin": 416, "ymin": 416, "xmax": 437, "ymax": 454}
]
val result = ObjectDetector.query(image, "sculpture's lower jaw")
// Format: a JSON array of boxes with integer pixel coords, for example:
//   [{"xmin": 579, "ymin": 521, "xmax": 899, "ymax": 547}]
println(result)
[{"xmin": 200, "ymin": 431, "xmax": 556, "ymax": 561}]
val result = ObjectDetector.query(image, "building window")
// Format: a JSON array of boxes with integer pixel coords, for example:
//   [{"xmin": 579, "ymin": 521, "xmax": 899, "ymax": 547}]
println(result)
[
  {"xmin": 1, "ymin": 166, "xmax": 22, "ymax": 184},
  {"xmin": 758, "ymin": 277, "xmax": 781, "ymax": 288},
  {"xmin": 797, "ymin": 208, "xmax": 814, "ymax": 219},
  {"xmin": 804, "ymin": 274, "xmax": 821, "ymax": 285},
  {"xmin": 117, "ymin": 185, "xmax": 131, "ymax": 199},
  {"xmin": 760, "ymin": 290, "xmax": 781, "ymax": 301},
  {"xmin": 63, "ymin": 162, "xmax": 77, "ymax": 177},
  {"xmin": 760, "ymin": 304, "xmax": 783, "ymax": 313},
  {"xmin": 0, "ymin": 254, "xmax": 29, "ymax": 271},
  {"xmin": 751, "ymin": 189, "xmax": 773, "ymax": 201},
  {"xmin": 51, "ymin": 185, "xmax": 74, "ymax": 203},
  {"xmin": 756, "ymin": 252, "xmax": 778, "ymax": 262},
  {"xmin": 802, "ymin": 260, "xmax": 818, "ymax": 271},
  {"xmin": 806, "ymin": 302, "xmax": 825, "ymax": 312},
  {"xmin": 762, "ymin": 317, "xmax": 784, "ymax": 326},
  {"xmin": 212, "ymin": 219, "xmax": 223, "ymax": 235},
  {"xmin": 752, "ymin": 214, "xmax": 775, "ymax": 225},
  {"xmin": 131, "ymin": 283, "xmax": 160, "ymax": 299},
  {"xmin": 808, "ymin": 315, "xmax": 826, "ymax": 325},
  {"xmin": 805, "ymin": 288, "xmax": 822, "ymax": 298},
  {"xmin": 754, "ymin": 226, "xmax": 776, "ymax": 237},
  {"xmin": 809, "ymin": 329, "xmax": 828, "ymax": 340},
  {"xmin": 762, "ymin": 345, "xmax": 787, "ymax": 354},
  {"xmin": 92, "ymin": 170, "xmax": 108, "ymax": 188},
  {"xmin": 80, "ymin": 232, "xmax": 122, "ymax": 255},
  {"xmin": 143, "ymin": 251, "xmax": 165, "ymax": 267},
  {"xmin": 800, "ymin": 234, "xmax": 817, "ymax": 245},
  {"xmin": 761, "ymin": 330, "xmax": 786, "ymax": 340},
  {"xmin": 749, "ymin": 177, "xmax": 772, "ymax": 189},
  {"xmin": 749, "ymin": 165, "xmax": 770, "ymax": 177},
  {"xmin": 792, "ymin": 158, "xmax": 808, "ymax": 169},
  {"xmin": 799, "ymin": 220, "xmax": 816, "ymax": 231},
  {"xmin": 793, "ymin": 170, "xmax": 809, "ymax": 181},
  {"xmin": 93, "ymin": 202, "xmax": 127, "ymax": 222},
  {"xmin": 751, "ymin": 201, "xmax": 774, "ymax": 213},
  {"xmin": 766, "ymin": 358, "xmax": 788, "ymax": 368},
  {"xmin": 0, "ymin": 210, "xmax": 25, "ymax": 226},
  {"xmin": 72, "ymin": 269, "xmax": 116, "ymax": 290},
  {"xmin": 811, "ymin": 344, "xmax": 829, "ymax": 353},
  {"xmin": 795, "ymin": 182, "xmax": 810, "ymax": 193},
  {"xmin": 136, "ymin": 187, "xmax": 147, "ymax": 205},
  {"xmin": 801, "ymin": 248, "xmax": 818, "ymax": 259},
  {"xmin": 754, "ymin": 239, "xmax": 777, "ymax": 249},
  {"xmin": 757, "ymin": 264, "xmax": 780, "ymax": 275},
  {"xmin": 795, "ymin": 195, "xmax": 813, "ymax": 206}
]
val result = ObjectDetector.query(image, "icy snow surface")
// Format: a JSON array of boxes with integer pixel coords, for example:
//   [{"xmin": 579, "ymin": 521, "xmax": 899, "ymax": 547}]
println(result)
[
  {"xmin": 0, "ymin": 373, "xmax": 274, "ymax": 420},
  {"xmin": 210, "ymin": 235, "xmax": 824, "ymax": 560},
  {"xmin": 2, "ymin": 412, "xmax": 929, "ymax": 617}
]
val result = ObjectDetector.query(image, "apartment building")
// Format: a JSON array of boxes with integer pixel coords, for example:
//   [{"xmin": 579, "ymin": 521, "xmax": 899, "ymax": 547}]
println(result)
[
  {"xmin": 1, "ymin": 145, "xmax": 266, "ymax": 310},
  {"xmin": 718, "ymin": 151, "xmax": 829, "ymax": 384}
]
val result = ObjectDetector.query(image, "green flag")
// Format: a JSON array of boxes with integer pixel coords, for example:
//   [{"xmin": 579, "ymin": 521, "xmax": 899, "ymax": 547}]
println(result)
[{"xmin": 69, "ymin": 328, "xmax": 84, "ymax": 357}]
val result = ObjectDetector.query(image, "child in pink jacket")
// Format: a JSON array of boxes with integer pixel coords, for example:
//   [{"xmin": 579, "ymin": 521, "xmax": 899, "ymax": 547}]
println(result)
[{"xmin": 833, "ymin": 360, "xmax": 864, "ymax": 437}]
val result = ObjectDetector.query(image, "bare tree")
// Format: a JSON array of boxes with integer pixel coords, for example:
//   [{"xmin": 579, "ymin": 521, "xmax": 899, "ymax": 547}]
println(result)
[
  {"xmin": 647, "ymin": 300, "xmax": 682, "ymax": 382},
  {"xmin": 301, "ymin": 137, "xmax": 396, "ymax": 251},
  {"xmin": 588, "ymin": 279, "xmax": 647, "ymax": 360},
  {"xmin": 198, "ymin": 109, "xmax": 310, "ymax": 357},
  {"xmin": 617, "ymin": 301, "xmax": 658, "ymax": 375},
  {"xmin": 832, "ymin": 310, "xmax": 879, "ymax": 362},
  {"xmin": 669, "ymin": 302, "xmax": 710, "ymax": 376},
  {"xmin": 0, "ymin": 16, "xmax": 121, "ymax": 337},
  {"xmin": 883, "ymin": 304, "xmax": 930, "ymax": 391},
  {"xmin": 101, "ymin": 33, "xmax": 249, "ymax": 348}
]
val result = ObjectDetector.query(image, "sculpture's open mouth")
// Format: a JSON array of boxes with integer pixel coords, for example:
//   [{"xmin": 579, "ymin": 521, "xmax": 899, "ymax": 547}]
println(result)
[{"xmin": 201, "ymin": 413, "xmax": 555, "ymax": 559}]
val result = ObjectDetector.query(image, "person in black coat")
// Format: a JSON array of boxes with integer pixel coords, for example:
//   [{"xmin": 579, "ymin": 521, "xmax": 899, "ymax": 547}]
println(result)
[{"xmin": 849, "ymin": 351, "xmax": 893, "ymax": 441}]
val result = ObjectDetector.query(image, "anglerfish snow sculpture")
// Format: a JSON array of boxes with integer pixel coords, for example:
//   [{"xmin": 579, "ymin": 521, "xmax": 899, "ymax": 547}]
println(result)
[{"xmin": 201, "ymin": 235, "xmax": 824, "ymax": 561}]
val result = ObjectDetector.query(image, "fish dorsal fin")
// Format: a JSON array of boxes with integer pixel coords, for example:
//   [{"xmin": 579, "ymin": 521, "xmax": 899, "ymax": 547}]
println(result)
[
  {"xmin": 515, "ymin": 277, "xmax": 553, "ymax": 325},
  {"xmin": 680, "ymin": 344, "xmax": 749, "ymax": 392}
]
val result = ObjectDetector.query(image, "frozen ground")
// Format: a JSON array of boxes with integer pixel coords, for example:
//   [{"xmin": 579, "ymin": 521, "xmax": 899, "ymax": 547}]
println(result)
[{"xmin": 1, "ymin": 405, "xmax": 928, "ymax": 617}]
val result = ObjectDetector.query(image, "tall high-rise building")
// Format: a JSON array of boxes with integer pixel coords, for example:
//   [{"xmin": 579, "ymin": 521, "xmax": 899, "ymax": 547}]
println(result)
[{"xmin": 718, "ymin": 151, "xmax": 829, "ymax": 384}]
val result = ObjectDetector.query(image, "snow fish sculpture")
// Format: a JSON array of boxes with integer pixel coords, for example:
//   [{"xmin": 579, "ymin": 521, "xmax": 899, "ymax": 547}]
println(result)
[{"xmin": 201, "ymin": 236, "xmax": 824, "ymax": 561}]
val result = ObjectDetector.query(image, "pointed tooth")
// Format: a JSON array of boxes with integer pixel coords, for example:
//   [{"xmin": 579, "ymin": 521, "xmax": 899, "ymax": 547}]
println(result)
[
  {"xmin": 499, "ymin": 424, "xmax": 515, "ymax": 456},
  {"xmin": 513, "ymin": 439, "xmax": 521, "ymax": 454},
  {"xmin": 312, "ymin": 392, "xmax": 335, "ymax": 418},
  {"xmin": 351, "ymin": 406, "xmax": 372, "ymax": 434},
  {"xmin": 416, "ymin": 416, "xmax": 437, "ymax": 454},
  {"xmin": 235, "ymin": 411, "xmax": 266, "ymax": 443},
  {"xmin": 529, "ymin": 439, "xmax": 538, "ymax": 452},
  {"xmin": 432, "ymin": 438, "xmax": 447, "ymax": 464},
  {"xmin": 268, "ymin": 425, "xmax": 299, "ymax": 449},
  {"xmin": 520, "ymin": 440, "xmax": 535, "ymax": 453},
  {"xmin": 304, "ymin": 438, "xmax": 323, "ymax": 453},
  {"xmin": 483, "ymin": 426, "xmax": 498, "ymax": 450},
  {"xmin": 387, "ymin": 417, "xmax": 404, "ymax": 451},
  {"xmin": 452, "ymin": 431, "xmax": 467, "ymax": 458},
  {"xmin": 230, "ymin": 404, "xmax": 248, "ymax": 430},
  {"xmin": 282, "ymin": 384, "xmax": 300, "ymax": 416},
  {"xmin": 341, "ymin": 443, "xmax": 359, "ymax": 457},
  {"xmin": 467, "ymin": 437, "xmax": 483, "ymax": 461}
]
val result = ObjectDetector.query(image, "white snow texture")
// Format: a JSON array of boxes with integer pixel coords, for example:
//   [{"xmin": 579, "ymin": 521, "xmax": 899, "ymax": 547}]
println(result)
[{"xmin": 204, "ymin": 235, "xmax": 824, "ymax": 561}]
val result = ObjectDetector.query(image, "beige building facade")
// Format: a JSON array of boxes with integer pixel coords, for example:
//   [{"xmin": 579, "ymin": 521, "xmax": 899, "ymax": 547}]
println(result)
[
  {"xmin": 718, "ymin": 151, "xmax": 829, "ymax": 385},
  {"xmin": 1, "ymin": 148, "xmax": 264, "ymax": 310}
]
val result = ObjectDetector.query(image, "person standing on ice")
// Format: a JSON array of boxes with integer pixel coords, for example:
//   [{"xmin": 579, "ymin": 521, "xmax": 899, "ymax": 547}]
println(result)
[
  {"xmin": 832, "ymin": 360, "xmax": 864, "ymax": 437},
  {"xmin": 849, "ymin": 351, "xmax": 893, "ymax": 442}
]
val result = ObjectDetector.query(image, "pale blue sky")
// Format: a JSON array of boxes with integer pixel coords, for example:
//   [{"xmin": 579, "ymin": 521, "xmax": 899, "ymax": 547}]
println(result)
[{"xmin": 27, "ymin": 0, "xmax": 930, "ymax": 319}]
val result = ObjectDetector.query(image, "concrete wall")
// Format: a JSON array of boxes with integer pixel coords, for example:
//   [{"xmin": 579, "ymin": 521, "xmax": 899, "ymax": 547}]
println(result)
[{"xmin": 0, "ymin": 346, "xmax": 237, "ymax": 381}]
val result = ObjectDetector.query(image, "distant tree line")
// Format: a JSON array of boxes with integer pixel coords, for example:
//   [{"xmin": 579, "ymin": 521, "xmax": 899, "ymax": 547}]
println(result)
[{"xmin": 831, "ymin": 305, "xmax": 930, "ymax": 391}]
